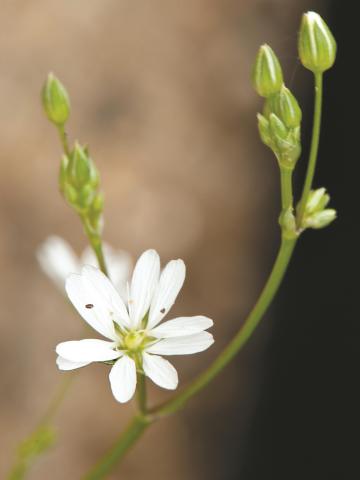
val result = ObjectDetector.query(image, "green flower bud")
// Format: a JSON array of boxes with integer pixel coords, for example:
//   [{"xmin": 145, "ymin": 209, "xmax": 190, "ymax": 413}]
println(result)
[
  {"xmin": 273, "ymin": 85, "xmax": 302, "ymax": 128},
  {"xmin": 257, "ymin": 113, "xmax": 273, "ymax": 149},
  {"xmin": 78, "ymin": 185, "xmax": 95, "ymax": 209},
  {"xmin": 91, "ymin": 192, "xmax": 104, "ymax": 213},
  {"xmin": 68, "ymin": 143, "xmax": 99, "ymax": 189},
  {"xmin": 63, "ymin": 183, "xmax": 78, "ymax": 205},
  {"xmin": 59, "ymin": 154, "xmax": 69, "ymax": 193},
  {"xmin": 298, "ymin": 12, "xmax": 337, "ymax": 73},
  {"xmin": 304, "ymin": 208, "xmax": 337, "ymax": 229},
  {"xmin": 88, "ymin": 198, "xmax": 104, "ymax": 234},
  {"xmin": 305, "ymin": 187, "xmax": 330, "ymax": 214},
  {"xmin": 269, "ymin": 113, "xmax": 287, "ymax": 141},
  {"xmin": 252, "ymin": 44, "xmax": 283, "ymax": 97},
  {"xmin": 42, "ymin": 73, "xmax": 70, "ymax": 125}
]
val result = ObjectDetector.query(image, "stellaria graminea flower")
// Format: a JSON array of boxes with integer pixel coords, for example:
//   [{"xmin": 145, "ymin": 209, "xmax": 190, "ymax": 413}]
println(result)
[
  {"xmin": 37, "ymin": 236, "xmax": 131, "ymax": 299},
  {"xmin": 56, "ymin": 249, "xmax": 214, "ymax": 403}
]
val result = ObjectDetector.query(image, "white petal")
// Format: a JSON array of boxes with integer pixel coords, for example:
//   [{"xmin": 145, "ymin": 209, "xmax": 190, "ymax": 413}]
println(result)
[
  {"xmin": 109, "ymin": 356, "xmax": 137, "ymax": 403},
  {"xmin": 129, "ymin": 249, "xmax": 160, "ymax": 328},
  {"xmin": 147, "ymin": 259, "xmax": 186, "ymax": 329},
  {"xmin": 150, "ymin": 315, "xmax": 213, "ymax": 338},
  {"xmin": 37, "ymin": 236, "xmax": 80, "ymax": 291},
  {"xmin": 56, "ymin": 355, "xmax": 90, "ymax": 371},
  {"xmin": 56, "ymin": 339, "xmax": 122, "ymax": 362},
  {"xmin": 142, "ymin": 352, "xmax": 178, "ymax": 390},
  {"xmin": 66, "ymin": 265, "xmax": 130, "ymax": 339},
  {"xmin": 147, "ymin": 331, "xmax": 214, "ymax": 355},
  {"xmin": 81, "ymin": 244, "xmax": 132, "ymax": 299}
]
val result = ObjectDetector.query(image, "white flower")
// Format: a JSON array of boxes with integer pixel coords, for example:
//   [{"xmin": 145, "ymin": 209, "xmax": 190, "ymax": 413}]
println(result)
[
  {"xmin": 56, "ymin": 249, "xmax": 214, "ymax": 403},
  {"xmin": 37, "ymin": 235, "xmax": 131, "ymax": 298}
]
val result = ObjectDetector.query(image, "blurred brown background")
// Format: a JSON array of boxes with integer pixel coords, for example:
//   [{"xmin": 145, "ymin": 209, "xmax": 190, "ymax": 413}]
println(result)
[{"xmin": 2, "ymin": 1, "xmax": 351, "ymax": 479}]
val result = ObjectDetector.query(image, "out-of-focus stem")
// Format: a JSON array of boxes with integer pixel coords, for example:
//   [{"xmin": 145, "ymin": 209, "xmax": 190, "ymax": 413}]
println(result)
[{"xmin": 82, "ymin": 415, "xmax": 151, "ymax": 480}]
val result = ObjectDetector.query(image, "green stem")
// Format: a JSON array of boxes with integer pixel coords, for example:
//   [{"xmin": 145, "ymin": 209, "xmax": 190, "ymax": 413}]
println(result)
[
  {"xmin": 280, "ymin": 168, "xmax": 293, "ymax": 212},
  {"xmin": 80, "ymin": 214, "xmax": 108, "ymax": 276},
  {"xmin": 41, "ymin": 373, "xmax": 75, "ymax": 424},
  {"xmin": 296, "ymin": 72, "xmax": 323, "ymax": 225},
  {"xmin": 136, "ymin": 371, "xmax": 147, "ymax": 415},
  {"xmin": 153, "ymin": 236, "xmax": 296, "ymax": 417},
  {"xmin": 7, "ymin": 374, "xmax": 75, "ymax": 480},
  {"xmin": 57, "ymin": 124, "xmax": 70, "ymax": 157},
  {"xmin": 82, "ymin": 415, "xmax": 151, "ymax": 480}
]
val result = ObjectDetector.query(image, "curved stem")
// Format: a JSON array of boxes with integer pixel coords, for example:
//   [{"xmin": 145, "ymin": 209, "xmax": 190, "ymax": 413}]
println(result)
[
  {"xmin": 82, "ymin": 415, "xmax": 151, "ymax": 480},
  {"xmin": 153, "ymin": 236, "xmax": 296, "ymax": 417},
  {"xmin": 296, "ymin": 72, "xmax": 323, "ymax": 225}
]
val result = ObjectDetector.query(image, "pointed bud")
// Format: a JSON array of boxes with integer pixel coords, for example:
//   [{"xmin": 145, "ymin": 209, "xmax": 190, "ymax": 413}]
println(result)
[
  {"xmin": 269, "ymin": 113, "xmax": 287, "ymax": 140},
  {"xmin": 257, "ymin": 114, "xmax": 273, "ymax": 148},
  {"xmin": 252, "ymin": 45, "xmax": 283, "ymax": 97},
  {"xmin": 298, "ymin": 12, "xmax": 336, "ymax": 73},
  {"xmin": 274, "ymin": 85, "xmax": 302, "ymax": 128},
  {"xmin": 42, "ymin": 73, "xmax": 70, "ymax": 125},
  {"xmin": 92, "ymin": 192, "xmax": 104, "ymax": 213},
  {"xmin": 68, "ymin": 143, "xmax": 99, "ymax": 189},
  {"xmin": 304, "ymin": 209, "xmax": 337, "ymax": 229},
  {"xmin": 63, "ymin": 183, "xmax": 78, "ymax": 205},
  {"xmin": 305, "ymin": 188, "xmax": 330, "ymax": 214}
]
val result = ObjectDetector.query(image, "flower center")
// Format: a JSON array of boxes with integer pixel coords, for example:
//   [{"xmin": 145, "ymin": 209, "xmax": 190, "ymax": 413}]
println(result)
[{"xmin": 123, "ymin": 330, "xmax": 146, "ymax": 352}]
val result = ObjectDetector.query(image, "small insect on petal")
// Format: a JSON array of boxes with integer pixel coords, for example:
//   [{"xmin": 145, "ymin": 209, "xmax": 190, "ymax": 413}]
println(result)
[
  {"xmin": 85, "ymin": 304, "xmax": 94, "ymax": 309},
  {"xmin": 160, "ymin": 308, "xmax": 166, "ymax": 314}
]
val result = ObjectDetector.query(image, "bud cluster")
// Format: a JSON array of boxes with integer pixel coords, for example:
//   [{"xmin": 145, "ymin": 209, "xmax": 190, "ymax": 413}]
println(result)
[
  {"xmin": 253, "ymin": 46, "xmax": 302, "ymax": 169},
  {"xmin": 60, "ymin": 144, "xmax": 103, "ymax": 234},
  {"xmin": 300, "ymin": 187, "xmax": 336, "ymax": 230},
  {"xmin": 42, "ymin": 74, "xmax": 104, "ymax": 235}
]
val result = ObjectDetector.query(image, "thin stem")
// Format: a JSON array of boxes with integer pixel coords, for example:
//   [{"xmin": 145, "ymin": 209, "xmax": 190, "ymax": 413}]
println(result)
[
  {"xmin": 136, "ymin": 371, "xmax": 147, "ymax": 415},
  {"xmin": 82, "ymin": 415, "xmax": 151, "ymax": 480},
  {"xmin": 153, "ymin": 236, "xmax": 296, "ymax": 417},
  {"xmin": 80, "ymin": 214, "xmax": 108, "ymax": 276},
  {"xmin": 57, "ymin": 124, "xmax": 70, "ymax": 157},
  {"xmin": 280, "ymin": 168, "xmax": 293, "ymax": 212},
  {"xmin": 40, "ymin": 373, "xmax": 75, "ymax": 424},
  {"xmin": 296, "ymin": 72, "xmax": 323, "ymax": 225},
  {"xmin": 7, "ymin": 374, "xmax": 75, "ymax": 480}
]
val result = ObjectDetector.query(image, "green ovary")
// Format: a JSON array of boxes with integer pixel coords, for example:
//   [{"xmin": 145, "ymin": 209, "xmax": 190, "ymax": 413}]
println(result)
[{"xmin": 123, "ymin": 330, "xmax": 147, "ymax": 351}]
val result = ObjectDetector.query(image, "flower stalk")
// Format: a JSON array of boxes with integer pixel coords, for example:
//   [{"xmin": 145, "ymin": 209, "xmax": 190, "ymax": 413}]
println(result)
[{"xmin": 296, "ymin": 72, "xmax": 323, "ymax": 227}]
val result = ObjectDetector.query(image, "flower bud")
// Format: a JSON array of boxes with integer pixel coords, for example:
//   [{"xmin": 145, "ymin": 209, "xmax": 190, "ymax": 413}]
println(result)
[
  {"xmin": 300, "ymin": 187, "xmax": 336, "ymax": 230},
  {"xmin": 257, "ymin": 114, "xmax": 273, "ymax": 149},
  {"xmin": 305, "ymin": 187, "xmax": 330, "ymax": 214},
  {"xmin": 298, "ymin": 12, "xmax": 336, "ymax": 73},
  {"xmin": 269, "ymin": 113, "xmax": 287, "ymax": 141},
  {"xmin": 42, "ymin": 73, "xmax": 70, "ymax": 125},
  {"xmin": 273, "ymin": 85, "xmax": 302, "ymax": 128},
  {"xmin": 68, "ymin": 143, "xmax": 99, "ymax": 189},
  {"xmin": 304, "ymin": 209, "xmax": 336, "ymax": 229},
  {"xmin": 252, "ymin": 44, "xmax": 283, "ymax": 97}
]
